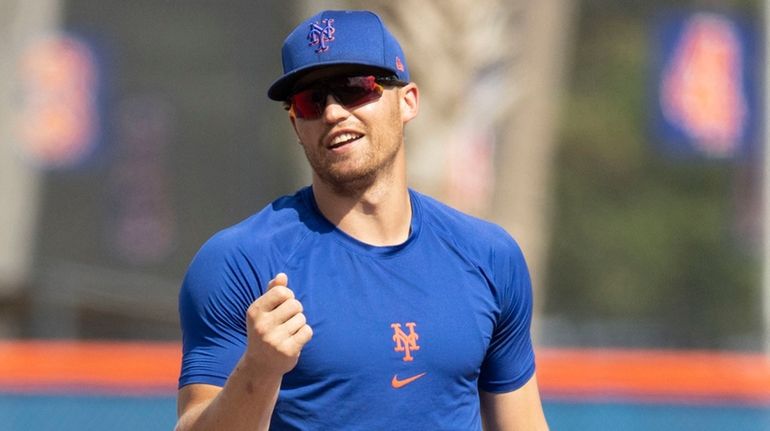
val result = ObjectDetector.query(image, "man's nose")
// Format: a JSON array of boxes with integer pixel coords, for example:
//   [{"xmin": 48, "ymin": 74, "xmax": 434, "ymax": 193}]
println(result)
[{"xmin": 322, "ymin": 93, "xmax": 351, "ymax": 123}]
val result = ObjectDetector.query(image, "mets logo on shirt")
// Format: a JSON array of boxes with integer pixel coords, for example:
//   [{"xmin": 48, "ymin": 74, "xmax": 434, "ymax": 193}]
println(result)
[
  {"xmin": 391, "ymin": 322, "xmax": 420, "ymax": 361},
  {"xmin": 390, "ymin": 322, "xmax": 426, "ymax": 389}
]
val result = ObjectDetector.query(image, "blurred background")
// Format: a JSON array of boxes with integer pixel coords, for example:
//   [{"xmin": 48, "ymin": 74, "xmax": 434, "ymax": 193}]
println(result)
[{"xmin": 1, "ymin": 0, "xmax": 769, "ymax": 429}]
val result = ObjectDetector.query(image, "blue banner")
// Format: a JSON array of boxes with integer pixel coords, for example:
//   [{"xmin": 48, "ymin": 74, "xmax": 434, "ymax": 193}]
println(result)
[{"xmin": 651, "ymin": 12, "xmax": 758, "ymax": 159}]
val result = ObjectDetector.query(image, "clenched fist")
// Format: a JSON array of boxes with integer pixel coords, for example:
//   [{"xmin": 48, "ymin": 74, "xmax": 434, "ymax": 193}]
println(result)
[{"xmin": 245, "ymin": 273, "xmax": 313, "ymax": 376}]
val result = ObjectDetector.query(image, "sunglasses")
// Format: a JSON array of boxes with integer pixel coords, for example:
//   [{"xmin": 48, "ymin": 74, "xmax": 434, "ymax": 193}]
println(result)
[{"xmin": 285, "ymin": 75, "xmax": 407, "ymax": 120}]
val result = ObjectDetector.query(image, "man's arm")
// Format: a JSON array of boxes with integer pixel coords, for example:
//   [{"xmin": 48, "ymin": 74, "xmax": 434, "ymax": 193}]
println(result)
[
  {"xmin": 175, "ymin": 361, "xmax": 281, "ymax": 431},
  {"xmin": 479, "ymin": 374, "xmax": 549, "ymax": 431},
  {"xmin": 175, "ymin": 273, "xmax": 313, "ymax": 431}
]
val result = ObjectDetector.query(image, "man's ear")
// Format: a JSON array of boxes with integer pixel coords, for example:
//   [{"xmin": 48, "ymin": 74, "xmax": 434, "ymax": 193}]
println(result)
[{"xmin": 399, "ymin": 83, "xmax": 419, "ymax": 124}]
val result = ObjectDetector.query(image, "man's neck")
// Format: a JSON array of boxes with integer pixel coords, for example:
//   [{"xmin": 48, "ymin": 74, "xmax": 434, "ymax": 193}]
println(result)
[{"xmin": 312, "ymin": 176, "xmax": 412, "ymax": 247}]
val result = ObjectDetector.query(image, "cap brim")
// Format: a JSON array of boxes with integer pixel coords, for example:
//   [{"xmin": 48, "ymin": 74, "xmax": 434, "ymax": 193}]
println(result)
[{"xmin": 267, "ymin": 61, "xmax": 399, "ymax": 101}]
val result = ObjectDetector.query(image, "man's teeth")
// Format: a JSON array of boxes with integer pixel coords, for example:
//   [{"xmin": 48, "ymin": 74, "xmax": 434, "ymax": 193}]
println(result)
[{"xmin": 331, "ymin": 133, "xmax": 362, "ymax": 147}]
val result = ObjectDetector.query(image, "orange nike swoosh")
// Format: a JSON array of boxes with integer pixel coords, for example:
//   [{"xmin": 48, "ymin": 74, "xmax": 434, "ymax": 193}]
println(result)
[{"xmin": 391, "ymin": 372, "xmax": 427, "ymax": 389}]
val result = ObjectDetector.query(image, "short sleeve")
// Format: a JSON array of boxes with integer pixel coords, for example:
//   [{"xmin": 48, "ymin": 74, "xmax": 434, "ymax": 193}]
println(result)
[
  {"xmin": 477, "ymin": 236, "xmax": 536, "ymax": 393},
  {"xmin": 178, "ymin": 233, "xmax": 261, "ymax": 389}
]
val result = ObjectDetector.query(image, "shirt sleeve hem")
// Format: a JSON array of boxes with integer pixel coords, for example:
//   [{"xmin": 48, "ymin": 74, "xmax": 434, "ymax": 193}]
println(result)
[
  {"xmin": 477, "ymin": 362, "xmax": 536, "ymax": 394},
  {"xmin": 178, "ymin": 374, "xmax": 228, "ymax": 390}
]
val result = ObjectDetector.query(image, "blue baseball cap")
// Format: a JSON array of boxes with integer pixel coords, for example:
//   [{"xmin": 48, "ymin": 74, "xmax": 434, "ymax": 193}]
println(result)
[{"xmin": 267, "ymin": 10, "xmax": 410, "ymax": 101}]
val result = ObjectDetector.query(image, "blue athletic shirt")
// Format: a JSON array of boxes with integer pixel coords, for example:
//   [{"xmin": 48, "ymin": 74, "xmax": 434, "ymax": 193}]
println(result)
[{"xmin": 179, "ymin": 186, "xmax": 535, "ymax": 430}]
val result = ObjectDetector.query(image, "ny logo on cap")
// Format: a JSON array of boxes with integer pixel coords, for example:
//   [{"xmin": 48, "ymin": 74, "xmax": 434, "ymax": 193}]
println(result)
[{"xmin": 307, "ymin": 18, "xmax": 335, "ymax": 53}]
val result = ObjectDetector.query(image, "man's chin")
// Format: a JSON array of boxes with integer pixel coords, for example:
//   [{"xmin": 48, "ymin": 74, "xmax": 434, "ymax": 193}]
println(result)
[{"xmin": 317, "ymin": 168, "xmax": 378, "ymax": 195}]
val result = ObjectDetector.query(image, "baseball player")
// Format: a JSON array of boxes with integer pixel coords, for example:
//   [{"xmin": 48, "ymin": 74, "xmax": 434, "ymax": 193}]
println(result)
[{"xmin": 176, "ymin": 9, "xmax": 549, "ymax": 430}]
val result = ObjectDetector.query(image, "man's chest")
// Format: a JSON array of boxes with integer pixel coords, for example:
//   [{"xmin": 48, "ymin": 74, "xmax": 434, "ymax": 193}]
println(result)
[{"xmin": 280, "ymin": 249, "xmax": 499, "ymax": 391}]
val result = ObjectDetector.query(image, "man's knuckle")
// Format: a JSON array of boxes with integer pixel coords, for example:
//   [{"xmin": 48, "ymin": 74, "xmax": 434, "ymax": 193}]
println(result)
[
  {"xmin": 291, "ymin": 299, "xmax": 303, "ymax": 313},
  {"xmin": 253, "ymin": 319, "xmax": 271, "ymax": 335},
  {"xmin": 246, "ymin": 307, "xmax": 260, "ymax": 321}
]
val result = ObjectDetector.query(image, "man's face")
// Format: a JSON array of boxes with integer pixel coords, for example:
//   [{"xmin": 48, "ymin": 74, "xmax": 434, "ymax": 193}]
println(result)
[{"xmin": 288, "ymin": 67, "xmax": 418, "ymax": 194}]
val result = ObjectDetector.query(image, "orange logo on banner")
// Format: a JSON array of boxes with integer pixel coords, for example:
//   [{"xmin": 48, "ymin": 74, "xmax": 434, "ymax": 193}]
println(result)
[
  {"xmin": 660, "ymin": 13, "xmax": 747, "ymax": 156},
  {"xmin": 18, "ymin": 34, "xmax": 100, "ymax": 168},
  {"xmin": 391, "ymin": 322, "xmax": 420, "ymax": 362}
]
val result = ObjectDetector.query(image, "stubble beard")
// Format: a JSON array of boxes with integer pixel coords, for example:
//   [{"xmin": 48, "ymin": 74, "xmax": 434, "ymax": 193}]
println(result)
[
  {"xmin": 304, "ymin": 133, "xmax": 401, "ymax": 197},
  {"xmin": 304, "ymin": 105, "xmax": 404, "ymax": 197}
]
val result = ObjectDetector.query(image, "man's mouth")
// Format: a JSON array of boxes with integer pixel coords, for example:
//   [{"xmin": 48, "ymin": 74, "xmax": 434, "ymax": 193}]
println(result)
[{"xmin": 328, "ymin": 132, "xmax": 363, "ymax": 149}]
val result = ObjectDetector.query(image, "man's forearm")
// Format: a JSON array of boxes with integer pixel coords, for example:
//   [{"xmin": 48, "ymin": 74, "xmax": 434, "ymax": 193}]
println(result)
[{"xmin": 176, "ymin": 357, "xmax": 283, "ymax": 431}]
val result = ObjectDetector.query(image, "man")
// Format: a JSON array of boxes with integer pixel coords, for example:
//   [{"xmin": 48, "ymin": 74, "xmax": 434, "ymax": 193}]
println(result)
[{"xmin": 176, "ymin": 9, "xmax": 549, "ymax": 431}]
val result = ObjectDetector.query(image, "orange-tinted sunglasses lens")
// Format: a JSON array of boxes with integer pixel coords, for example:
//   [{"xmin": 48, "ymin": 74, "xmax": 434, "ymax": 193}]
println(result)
[{"xmin": 289, "ymin": 75, "xmax": 384, "ymax": 119}]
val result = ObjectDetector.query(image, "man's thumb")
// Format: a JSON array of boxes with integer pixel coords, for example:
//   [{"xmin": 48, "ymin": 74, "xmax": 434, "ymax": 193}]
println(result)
[{"xmin": 267, "ymin": 272, "xmax": 288, "ymax": 290}]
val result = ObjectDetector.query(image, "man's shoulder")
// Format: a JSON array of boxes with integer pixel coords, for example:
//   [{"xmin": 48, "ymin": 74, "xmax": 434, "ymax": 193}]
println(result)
[
  {"xmin": 198, "ymin": 187, "xmax": 315, "ymax": 257},
  {"xmin": 414, "ymin": 191, "xmax": 528, "ymax": 292},
  {"xmin": 414, "ymin": 190, "xmax": 515, "ymax": 248}
]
